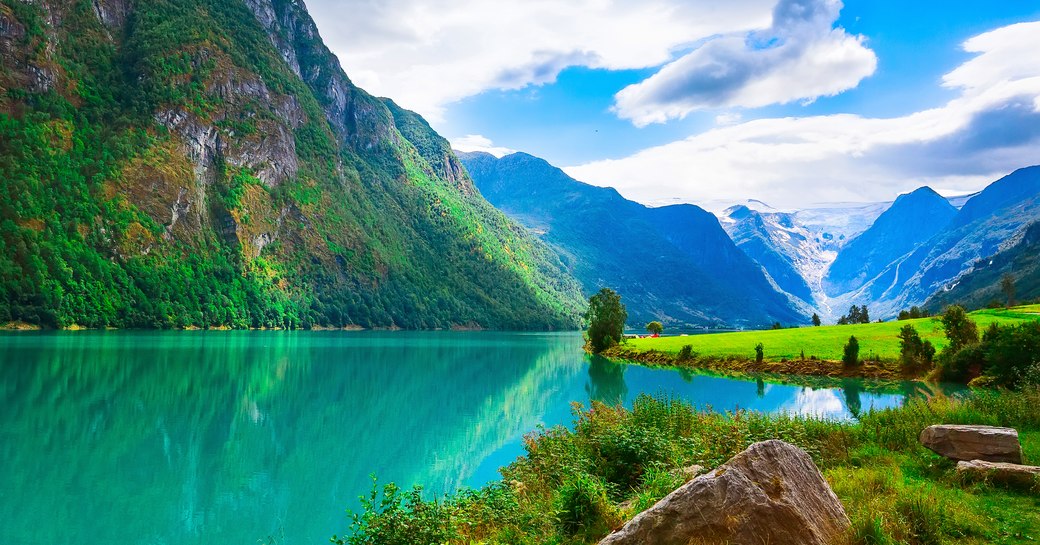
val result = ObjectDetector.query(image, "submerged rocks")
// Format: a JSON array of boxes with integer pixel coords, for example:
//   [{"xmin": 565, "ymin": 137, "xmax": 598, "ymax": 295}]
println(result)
[
  {"xmin": 598, "ymin": 440, "xmax": 849, "ymax": 545},
  {"xmin": 919, "ymin": 425, "xmax": 1023, "ymax": 463},
  {"xmin": 957, "ymin": 459, "xmax": 1040, "ymax": 489}
]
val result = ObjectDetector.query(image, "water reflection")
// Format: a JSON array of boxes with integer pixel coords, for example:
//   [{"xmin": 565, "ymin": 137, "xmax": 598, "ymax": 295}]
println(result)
[{"xmin": 0, "ymin": 332, "xmax": 963, "ymax": 545}]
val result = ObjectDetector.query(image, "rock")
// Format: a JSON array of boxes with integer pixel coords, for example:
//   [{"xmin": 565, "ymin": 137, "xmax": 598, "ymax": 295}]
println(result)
[
  {"xmin": 598, "ymin": 440, "xmax": 850, "ymax": 545},
  {"xmin": 919, "ymin": 425, "xmax": 1023, "ymax": 463},
  {"xmin": 957, "ymin": 460, "xmax": 1040, "ymax": 489}
]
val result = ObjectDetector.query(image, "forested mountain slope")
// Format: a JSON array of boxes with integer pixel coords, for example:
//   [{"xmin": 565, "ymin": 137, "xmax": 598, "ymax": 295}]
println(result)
[{"xmin": 0, "ymin": 0, "xmax": 584, "ymax": 329}]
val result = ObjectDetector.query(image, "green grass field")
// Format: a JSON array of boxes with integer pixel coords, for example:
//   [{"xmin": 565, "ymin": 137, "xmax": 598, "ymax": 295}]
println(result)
[{"xmin": 625, "ymin": 305, "xmax": 1040, "ymax": 363}]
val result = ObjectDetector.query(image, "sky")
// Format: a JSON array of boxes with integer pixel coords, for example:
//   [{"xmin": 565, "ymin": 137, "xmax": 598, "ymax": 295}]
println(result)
[{"xmin": 304, "ymin": 0, "xmax": 1040, "ymax": 209}]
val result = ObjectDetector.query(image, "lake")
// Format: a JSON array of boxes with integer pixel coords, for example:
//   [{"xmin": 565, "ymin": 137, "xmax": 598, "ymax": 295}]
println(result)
[{"xmin": 0, "ymin": 331, "xmax": 945, "ymax": 544}]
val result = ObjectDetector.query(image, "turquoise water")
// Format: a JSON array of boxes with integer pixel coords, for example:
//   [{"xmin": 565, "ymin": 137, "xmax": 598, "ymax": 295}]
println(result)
[{"xmin": 0, "ymin": 331, "xmax": 938, "ymax": 544}]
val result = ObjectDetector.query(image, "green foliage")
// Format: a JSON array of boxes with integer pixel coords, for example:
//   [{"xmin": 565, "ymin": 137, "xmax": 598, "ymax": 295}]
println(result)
[
  {"xmin": 333, "ymin": 478, "xmax": 457, "ymax": 545},
  {"xmin": 754, "ymin": 342, "xmax": 764, "ymax": 364},
  {"xmin": 677, "ymin": 344, "xmax": 694, "ymax": 361},
  {"xmin": 843, "ymin": 335, "xmax": 860, "ymax": 367},
  {"xmin": 838, "ymin": 305, "xmax": 870, "ymax": 325},
  {"xmin": 586, "ymin": 288, "xmax": 627, "ymax": 353},
  {"xmin": 897, "ymin": 306, "xmax": 931, "ymax": 320},
  {"xmin": 553, "ymin": 473, "xmax": 615, "ymax": 539},
  {"xmin": 812, "ymin": 313, "xmax": 822, "ymax": 326},
  {"xmin": 940, "ymin": 305, "xmax": 980, "ymax": 353},
  {"xmin": 897, "ymin": 324, "xmax": 935, "ymax": 372},
  {"xmin": 645, "ymin": 321, "xmax": 663, "ymax": 335},
  {"xmin": 339, "ymin": 389, "xmax": 1040, "ymax": 545},
  {"xmin": 0, "ymin": 0, "xmax": 584, "ymax": 330}
]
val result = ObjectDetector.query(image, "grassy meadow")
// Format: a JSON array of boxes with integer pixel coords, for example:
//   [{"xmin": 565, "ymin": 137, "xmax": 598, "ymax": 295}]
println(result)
[{"xmin": 620, "ymin": 305, "xmax": 1040, "ymax": 363}]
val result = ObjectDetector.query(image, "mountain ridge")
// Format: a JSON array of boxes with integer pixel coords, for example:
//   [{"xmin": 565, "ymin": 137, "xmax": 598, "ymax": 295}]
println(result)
[{"xmin": 459, "ymin": 151, "xmax": 806, "ymax": 328}]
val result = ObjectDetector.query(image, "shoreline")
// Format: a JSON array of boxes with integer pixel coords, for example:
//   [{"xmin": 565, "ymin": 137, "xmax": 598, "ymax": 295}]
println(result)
[{"xmin": 599, "ymin": 344, "xmax": 923, "ymax": 382}]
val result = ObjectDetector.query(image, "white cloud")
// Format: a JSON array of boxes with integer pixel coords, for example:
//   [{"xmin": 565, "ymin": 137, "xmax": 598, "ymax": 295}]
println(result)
[
  {"xmin": 566, "ymin": 21, "xmax": 1040, "ymax": 209},
  {"xmin": 305, "ymin": 0, "xmax": 776, "ymax": 122},
  {"xmin": 450, "ymin": 134, "xmax": 516, "ymax": 157},
  {"xmin": 613, "ymin": 0, "xmax": 877, "ymax": 126}
]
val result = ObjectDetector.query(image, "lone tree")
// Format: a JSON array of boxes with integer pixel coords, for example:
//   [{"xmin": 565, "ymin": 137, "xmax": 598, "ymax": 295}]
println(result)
[
  {"xmin": 842, "ymin": 335, "xmax": 860, "ymax": 368},
  {"xmin": 1001, "ymin": 273, "xmax": 1017, "ymax": 307},
  {"xmin": 585, "ymin": 288, "xmax": 627, "ymax": 353},
  {"xmin": 811, "ymin": 313, "xmax": 822, "ymax": 327},
  {"xmin": 645, "ymin": 321, "xmax": 663, "ymax": 335},
  {"xmin": 754, "ymin": 342, "xmax": 765, "ymax": 364},
  {"xmin": 898, "ymin": 324, "xmax": 936, "ymax": 371},
  {"xmin": 940, "ymin": 305, "xmax": 979, "ymax": 353}
]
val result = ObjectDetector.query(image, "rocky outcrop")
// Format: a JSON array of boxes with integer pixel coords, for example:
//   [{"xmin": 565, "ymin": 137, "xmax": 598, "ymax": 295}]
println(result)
[
  {"xmin": 957, "ymin": 459, "xmax": 1040, "ymax": 489},
  {"xmin": 920, "ymin": 425, "xmax": 1023, "ymax": 463},
  {"xmin": 598, "ymin": 440, "xmax": 850, "ymax": 545}
]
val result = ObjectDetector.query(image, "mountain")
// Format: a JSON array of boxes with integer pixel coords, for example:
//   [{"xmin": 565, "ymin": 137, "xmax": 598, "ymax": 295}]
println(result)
[
  {"xmin": 0, "ymin": 0, "xmax": 584, "ymax": 329},
  {"xmin": 720, "ymin": 206, "xmax": 814, "ymax": 303},
  {"xmin": 847, "ymin": 167, "xmax": 1040, "ymax": 316},
  {"xmin": 459, "ymin": 151, "xmax": 805, "ymax": 329},
  {"xmin": 823, "ymin": 187, "xmax": 957, "ymax": 296},
  {"xmin": 719, "ymin": 200, "xmax": 889, "ymax": 316},
  {"xmin": 926, "ymin": 220, "xmax": 1040, "ymax": 309}
]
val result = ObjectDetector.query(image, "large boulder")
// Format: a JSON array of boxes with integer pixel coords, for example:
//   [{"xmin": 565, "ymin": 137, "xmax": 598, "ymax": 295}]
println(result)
[
  {"xmin": 598, "ymin": 440, "xmax": 850, "ymax": 545},
  {"xmin": 957, "ymin": 460, "xmax": 1040, "ymax": 489},
  {"xmin": 919, "ymin": 425, "xmax": 1022, "ymax": 463}
]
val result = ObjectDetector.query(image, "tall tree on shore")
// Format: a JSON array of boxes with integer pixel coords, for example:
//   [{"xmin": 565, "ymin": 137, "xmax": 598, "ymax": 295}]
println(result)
[{"xmin": 586, "ymin": 288, "xmax": 627, "ymax": 353}]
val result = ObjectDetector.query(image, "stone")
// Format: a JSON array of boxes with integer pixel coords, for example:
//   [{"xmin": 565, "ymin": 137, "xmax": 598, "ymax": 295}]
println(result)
[
  {"xmin": 919, "ymin": 425, "xmax": 1022, "ymax": 463},
  {"xmin": 598, "ymin": 440, "xmax": 850, "ymax": 545},
  {"xmin": 957, "ymin": 460, "xmax": 1040, "ymax": 489}
]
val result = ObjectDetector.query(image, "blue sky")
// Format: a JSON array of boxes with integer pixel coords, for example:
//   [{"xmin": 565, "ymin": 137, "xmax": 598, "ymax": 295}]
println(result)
[{"xmin": 306, "ymin": 0, "xmax": 1040, "ymax": 208}]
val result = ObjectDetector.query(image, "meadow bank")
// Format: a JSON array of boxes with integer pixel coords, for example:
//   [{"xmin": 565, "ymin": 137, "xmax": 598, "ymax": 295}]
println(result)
[{"xmin": 600, "ymin": 306, "xmax": 1040, "ymax": 382}]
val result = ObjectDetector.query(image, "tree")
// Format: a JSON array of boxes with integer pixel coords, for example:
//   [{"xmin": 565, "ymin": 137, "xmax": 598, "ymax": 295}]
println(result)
[
  {"xmin": 811, "ymin": 313, "xmax": 821, "ymax": 327},
  {"xmin": 754, "ymin": 343, "xmax": 764, "ymax": 364},
  {"xmin": 585, "ymin": 288, "xmax": 627, "ymax": 353},
  {"xmin": 842, "ymin": 335, "xmax": 860, "ymax": 368},
  {"xmin": 898, "ymin": 324, "xmax": 935, "ymax": 371},
  {"xmin": 645, "ymin": 321, "xmax": 663, "ymax": 335},
  {"xmin": 940, "ymin": 305, "xmax": 979, "ymax": 353},
  {"xmin": 1001, "ymin": 273, "xmax": 1017, "ymax": 307}
]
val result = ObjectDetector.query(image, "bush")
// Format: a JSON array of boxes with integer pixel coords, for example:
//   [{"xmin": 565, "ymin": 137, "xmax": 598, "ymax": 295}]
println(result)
[
  {"xmin": 554, "ymin": 473, "xmax": 615, "ymax": 539},
  {"xmin": 843, "ymin": 336, "xmax": 860, "ymax": 368},
  {"xmin": 754, "ymin": 342, "xmax": 764, "ymax": 364},
  {"xmin": 677, "ymin": 344, "xmax": 694, "ymax": 361}
]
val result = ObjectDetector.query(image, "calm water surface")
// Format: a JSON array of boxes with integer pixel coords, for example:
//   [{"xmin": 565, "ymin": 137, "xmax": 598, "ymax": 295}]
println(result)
[{"xmin": 0, "ymin": 331, "xmax": 947, "ymax": 544}]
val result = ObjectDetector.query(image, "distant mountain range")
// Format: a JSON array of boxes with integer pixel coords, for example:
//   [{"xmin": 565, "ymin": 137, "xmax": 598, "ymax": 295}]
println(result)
[
  {"xmin": 721, "ymin": 167, "xmax": 1040, "ymax": 320},
  {"xmin": 459, "ymin": 152, "xmax": 805, "ymax": 329},
  {"xmin": 460, "ymin": 146, "xmax": 1040, "ymax": 326}
]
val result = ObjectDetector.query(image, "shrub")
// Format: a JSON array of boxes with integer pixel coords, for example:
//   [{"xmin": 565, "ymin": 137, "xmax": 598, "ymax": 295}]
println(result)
[
  {"xmin": 677, "ymin": 344, "xmax": 694, "ymax": 360},
  {"xmin": 554, "ymin": 473, "xmax": 615, "ymax": 539},
  {"xmin": 754, "ymin": 343, "xmax": 764, "ymax": 364},
  {"xmin": 843, "ymin": 336, "xmax": 860, "ymax": 368}
]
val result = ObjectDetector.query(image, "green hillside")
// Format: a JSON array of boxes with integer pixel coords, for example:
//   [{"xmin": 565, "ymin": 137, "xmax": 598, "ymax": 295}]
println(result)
[
  {"xmin": 619, "ymin": 306, "xmax": 1040, "ymax": 363},
  {"xmin": 0, "ymin": 0, "xmax": 584, "ymax": 329}
]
